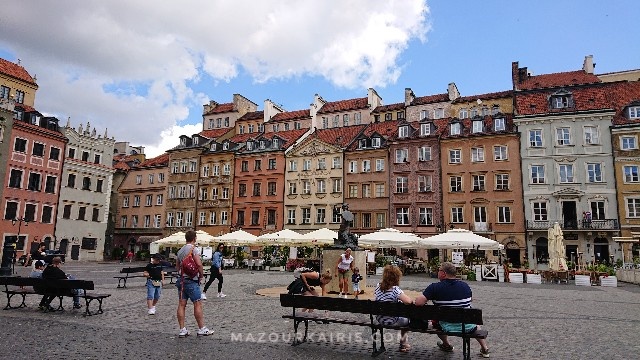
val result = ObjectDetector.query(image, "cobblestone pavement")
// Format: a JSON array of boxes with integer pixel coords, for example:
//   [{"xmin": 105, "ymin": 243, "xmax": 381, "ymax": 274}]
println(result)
[{"xmin": 1, "ymin": 262, "xmax": 639, "ymax": 359}]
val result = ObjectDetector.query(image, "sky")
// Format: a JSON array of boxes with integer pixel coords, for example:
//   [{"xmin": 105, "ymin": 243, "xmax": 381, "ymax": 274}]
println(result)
[{"xmin": 1, "ymin": 1, "xmax": 639, "ymax": 157}]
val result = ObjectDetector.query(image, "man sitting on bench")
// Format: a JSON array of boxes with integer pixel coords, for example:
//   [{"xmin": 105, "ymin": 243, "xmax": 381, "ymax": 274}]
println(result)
[
  {"xmin": 414, "ymin": 262, "xmax": 490, "ymax": 358},
  {"xmin": 41, "ymin": 257, "xmax": 82, "ymax": 310}
]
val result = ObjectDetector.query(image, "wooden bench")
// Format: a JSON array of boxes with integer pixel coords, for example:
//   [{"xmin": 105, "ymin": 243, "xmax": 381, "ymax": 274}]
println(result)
[
  {"xmin": 0, "ymin": 276, "xmax": 111, "ymax": 316},
  {"xmin": 114, "ymin": 267, "xmax": 148, "ymax": 288},
  {"xmin": 280, "ymin": 294, "xmax": 487, "ymax": 360}
]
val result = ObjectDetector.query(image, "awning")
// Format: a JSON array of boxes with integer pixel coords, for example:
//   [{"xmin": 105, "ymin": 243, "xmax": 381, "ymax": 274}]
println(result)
[{"xmin": 138, "ymin": 236, "xmax": 161, "ymax": 244}]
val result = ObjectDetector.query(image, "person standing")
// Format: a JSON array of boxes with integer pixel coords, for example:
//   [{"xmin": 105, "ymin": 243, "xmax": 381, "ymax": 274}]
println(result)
[
  {"xmin": 351, "ymin": 267, "xmax": 363, "ymax": 299},
  {"xmin": 144, "ymin": 254, "xmax": 164, "ymax": 315},
  {"xmin": 119, "ymin": 245, "xmax": 126, "ymax": 264},
  {"xmin": 175, "ymin": 230, "xmax": 213, "ymax": 338},
  {"xmin": 413, "ymin": 262, "xmax": 490, "ymax": 358},
  {"xmin": 335, "ymin": 247, "xmax": 354, "ymax": 297},
  {"xmin": 202, "ymin": 243, "xmax": 226, "ymax": 299}
]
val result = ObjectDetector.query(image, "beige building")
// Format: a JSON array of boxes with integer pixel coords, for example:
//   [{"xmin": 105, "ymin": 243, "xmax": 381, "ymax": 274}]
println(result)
[
  {"xmin": 204, "ymin": 94, "xmax": 257, "ymax": 132},
  {"xmin": 313, "ymin": 89, "xmax": 382, "ymax": 130}
]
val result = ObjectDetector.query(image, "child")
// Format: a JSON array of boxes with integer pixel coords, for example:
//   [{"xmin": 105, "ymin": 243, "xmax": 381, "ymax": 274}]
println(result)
[
  {"xmin": 127, "ymin": 250, "xmax": 134, "ymax": 263},
  {"xmin": 352, "ymin": 268, "xmax": 363, "ymax": 299},
  {"xmin": 143, "ymin": 254, "xmax": 164, "ymax": 315}
]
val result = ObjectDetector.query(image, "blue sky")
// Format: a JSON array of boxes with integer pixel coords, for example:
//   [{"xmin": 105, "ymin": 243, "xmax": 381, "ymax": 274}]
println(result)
[{"xmin": 1, "ymin": 1, "xmax": 638, "ymax": 156}]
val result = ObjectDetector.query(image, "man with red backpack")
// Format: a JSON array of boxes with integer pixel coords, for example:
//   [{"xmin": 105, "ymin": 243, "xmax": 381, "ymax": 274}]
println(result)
[{"xmin": 175, "ymin": 230, "xmax": 213, "ymax": 338}]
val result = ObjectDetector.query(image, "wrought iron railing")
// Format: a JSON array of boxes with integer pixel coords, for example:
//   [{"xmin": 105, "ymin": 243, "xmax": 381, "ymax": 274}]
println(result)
[{"xmin": 526, "ymin": 219, "xmax": 619, "ymax": 230}]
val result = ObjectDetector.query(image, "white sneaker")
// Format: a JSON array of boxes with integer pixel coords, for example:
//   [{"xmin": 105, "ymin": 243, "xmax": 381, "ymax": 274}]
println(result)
[
  {"xmin": 217, "ymin": 293, "xmax": 226, "ymax": 298},
  {"xmin": 201, "ymin": 293, "xmax": 207, "ymax": 300},
  {"xmin": 343, "ymin": 294, "xmax": 348, "ymax": 299},
  {"xmin": 197, "ymin": 327, "xmax": 214, "ymax": 336},
  {"xmin": 148, "ymin": 307, "xmax": 156, "ymax": 315},
  {"xmin": 178, "ymin": 328, "xmax": 189, "ymax": 338}
]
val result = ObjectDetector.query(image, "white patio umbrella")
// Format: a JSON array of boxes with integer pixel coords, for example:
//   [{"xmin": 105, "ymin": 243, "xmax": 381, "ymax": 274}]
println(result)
[
  {"xmin": 195, "ymin": 230, "xmax": 216, "ymax": 246},
  {"xmin": 255, "ymin": 229, "xmax": 303, "ymax": 246},
  {"xmin": 213, "ymin": 229, "xmax": 258, "ymax": 246},
  {"xmin": 548, "ymin": 222, "xmax": 568, "ymax": 271},
  {"xmin": 296, "ymin": 228, "xmax": 337, "ymax": 246},
  {"xmin": 358, "ymin": 228, "xmax": 420, "ymax": 249},
  {"xmin": 152, "ymin": 231, "xmax": 186, "ymax": 247},
  {"xmin": 416, "ymin": 229, "xmax": 503, "ymax": 250}
]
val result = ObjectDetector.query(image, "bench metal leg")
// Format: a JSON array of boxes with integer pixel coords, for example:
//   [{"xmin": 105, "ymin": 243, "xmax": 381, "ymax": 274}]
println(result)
[
  {"xmin": 3, "ymin": 293, "xmax": 28, "ymax": 310},
  {"xmin": 83, "ymin": 297, "xmax": 106, "ymax": 316},
  {"xmin": 371, "ymin": 328, "xmax": 386, "ymax": 357},
  {"xmin": 462, "ymin": 337, "xmax": 471, "ymax": 360},
  {"xmin": 291, "ymin": 319, "xmax": 309, "ymax": 346},
  {"xmin": 117, "ymin": 277, "xmax": 128, "ymax": 288}
]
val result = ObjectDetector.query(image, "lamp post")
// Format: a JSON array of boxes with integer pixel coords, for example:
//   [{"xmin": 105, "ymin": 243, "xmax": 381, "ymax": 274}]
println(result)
[{"xmin": 1, "ymin": 217, "xmax": 28, "ymax": 276}]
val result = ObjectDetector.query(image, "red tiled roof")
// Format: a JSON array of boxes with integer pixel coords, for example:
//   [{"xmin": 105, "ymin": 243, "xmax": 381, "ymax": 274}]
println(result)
[
  {"xmin": 372, "ymin": 103, "xmax": 405, "ymax": 113},
  {"xmin": 515, "ymin": 84, "xmax": 612, "ymax": 116},
  {"xmin": 317, "ymin": 97, "xmax": 369, "ymax": 114},
  {"xmin": 204, "ymin": 102, "xmax": 234, "ymax": 115},
  {"xmin": 411, "ymin": 93, "xmax": 449, "ymax": 106},
  {"xmin": 262, "ymin": 128, "xmax": 308, "ymax": 148},
  {"xmin": 517, "ymin": 70, "xmax": 601, "ymax": 90},
  {"xmin": 15, "ymin": 104, "xmax": 37, "ymax": 113},
  {"xmin": 199, "ymin": 128, "xmax": 232, "ymax": 139},
  {"xmin": 138, "ymin": 153, "xmax": 169, "ymax": 168},
  {"xmin": 314, "ymin": 125, "xmax": 366, "ymax": 148},
  {"xmin": 113, "ymin": 162, "xmax": 131, "ymax": 171},
  {"xmin": 238, "ymin": 111, "xmax": 264, "ymax": 121},
  {"xmin": 0, "ymin": 58, "xmax": 38, "ymax": 86},
  {"xmin": 229, "ymin": 132, "xmax": 257, "ymax": 143},
  {"xmin": 606, "ymin": 81, "xmax": 640, "ymax": 125},
  {"xmin": 348, "ymin": 121, "xmax": 399, "ymax": 150},
  {"xmin": 270, "ymin": 109, "xmax": 311, "ymax": 121},
  {"xmin": 432, "ymin": 115, "xmax": 515, "ymax": 139},
  {"xmin": 453, "ymin": 90, "xmax": 513, "ymax": 103}
]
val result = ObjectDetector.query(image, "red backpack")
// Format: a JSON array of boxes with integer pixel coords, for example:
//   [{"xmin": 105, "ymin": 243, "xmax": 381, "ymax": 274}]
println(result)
[{"xmin": 180, "ymin": 246, "xmax": 199, "ymax": 278}]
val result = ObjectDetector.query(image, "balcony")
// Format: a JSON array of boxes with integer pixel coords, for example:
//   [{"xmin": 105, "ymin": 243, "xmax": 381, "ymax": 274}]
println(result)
[{"xmin": 527, "ymin": 219, "xmax": 619, "ymax": 230}]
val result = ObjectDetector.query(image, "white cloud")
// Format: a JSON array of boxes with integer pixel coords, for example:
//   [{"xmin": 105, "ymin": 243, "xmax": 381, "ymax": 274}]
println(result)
[{"xmin": 0, "ymin": 0, "xmax": 430, "ymax": 153}]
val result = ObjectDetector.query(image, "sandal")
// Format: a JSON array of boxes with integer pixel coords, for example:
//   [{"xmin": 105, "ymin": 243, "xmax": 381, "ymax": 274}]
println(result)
[
  {"xmin": 437, "ymin": 341, "xmax": 454, "ymax": 352},
  {"xmin": 399, "ymin": 341, "xmax": 411, "ymax": 352}
]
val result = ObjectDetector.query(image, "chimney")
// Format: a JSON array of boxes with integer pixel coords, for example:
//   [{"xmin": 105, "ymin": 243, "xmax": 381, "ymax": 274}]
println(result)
[
  {"xmin": 447, "ymin": 82, "xmax": 460, "ymax": 101},
  {"xmin": 511, "ymin": 62, "xmax": 520, "ymax": 90},
  {"xmin": 404, "ymin": 88, "xmax": 415, "ymax": 106},
  {"xmin": 583, "ymin": 55, "xmax": 595, "ymax": 74}
]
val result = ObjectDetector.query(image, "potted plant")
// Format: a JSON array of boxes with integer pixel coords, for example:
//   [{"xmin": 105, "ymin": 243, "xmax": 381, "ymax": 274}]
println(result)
[
  {"xmin": 375, "ymin": 255, "xmax": 388, "ymax": 275},
  {"xmin": 428, "ymin": 258, "xmax": 440, "ymax": 278},
  {"xmin": 466, "ymin": 268, "xmax": 476, "ymax": 281}
]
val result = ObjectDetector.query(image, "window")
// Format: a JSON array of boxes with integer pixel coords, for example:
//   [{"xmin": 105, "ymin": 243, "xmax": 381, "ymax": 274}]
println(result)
[
  {"xmin": 24, "ymin": 203, "xmax": 36, "ymax": 222},
  {"xmin": 449, "ymin": 149, "xmax": 461, "ymax": 164},
  {"xmin": 158, "ymin": 173, "xmax": 165, "ymax": 183},
  {"xmin": 362, "ymin": 213, "xmax": 372, "ymax": 228},
  {"xmin": 210, "ymin": 211, "xmax": 217, "ymax": 225},
  {"xmin": 123, "ymin": 196, "xmax": 129, "ymax": 208},
  {"xmin": 179, "ymin": 185, "xmax": 186, "ymax": 198},
  {"xmin": 471, "ymin": 148, "xmax": 484, "ymax": 162},
  {"xmin": 14, "ymin": 138, "xmax": 27, "ymax": 152},
  {"xmin": 559, "ymin": 164, "xmax": 574, "ymax": 183},
  {"xmin": 375, "ymin": 159, "xmax": 385, "ymax": 172},
  {"xmin": 294, "ymin": 207, "xmax": 308, "ymax": 224},
  {"xmin": 131, "ymin": 215, "xmax": 138, "ymax": 227},
  {"xmin": 332, "ymin": 157, "xmax": 342, "ymax": 169},
  {"xmin": 264, "ymin": 209, "xmax": 275, "ymax": 226},
  {"xmin": 627, "ymin": 198, "xmax": 640, "ymax": 217},
  {"xmin": 316, "ymin": 208, "xmax": 326, "ymax": 223},
  {"xmin": 246, "ymin": 141, "xmax": 254, "ymax": 151},
  {"xmin": 198, "ymin": 212, "xmax": 206, "ymax": 226},
  {"xmin": 314, "ymin": 179, "xmax": 325, "ymax": 193},
  {"xmin": 332, "ymin": 179, "xmax": 342, "ymax": 193},
  {"xmin": 385, "ymin": 113, "xmax": 392, "ymax": 121},
  {"xmin": 289, "ymin": 182, "xmax": 297, "ymax": 195},
  {"xmin": 78, "ymin": 206, "xmax": 87, "ymax": 221},
  {"xmin": 146, "ymin": 194, "xmax": 153, "ymax": 206},
  {"xmin": 202, "ymin": 165, "xmax": 210, "ymax": 177},
  {"xmin": 556, "ymin": 128, "xmax": 571, "ymax": 146},
  {"xmin": 624, "ymin": 165, "xmax": 639, "ymax": 183},
  {"xmin": 450, "ymin": 176, "xmax": 462, "ymax": 192},
  {"xmin": 349, "ymin": 184, "xmax": 358, "ymax": 198},
  {"xmin": 396, "ymin": 111, "xmax": 405, "ymax": 120},
  {"xmin": 418, "ymin": 146, "xmax": 431, "ymax": 161},
  {"xmin": 156, "ymin": 194, "xmax": 163, "ymax": 205},
  {"xmin": 529, "ymin": 129, "xmax": 543, "ymax": 147},
  {"xmin": 362, "ymin": 184, "xmax": 371, "ymax": 198},
  {"xmin": 420, "ymin": 123, "xmax": 431, "ymax": 136},
  {"xmin": 186, "ymin": 212, "xmax": 193, "ymax": 227},
  {"xmin": 268, "ymin": 182, "xmax": 277, "ymax": 196},
  {"xmin": 135, "ymin": 175, "xmax": 142, "ymax": 185},
  {"xmin": 93, "ymin": 208, "xmax": 101, "ymax": 222},
  {"xmin": 418, "ymin": 175, "xmax": 432, "ymax": 192},
  {"xmin": 591, "ymin": 201, "xmax": 606, "ymax": 220},
  {"xmin": 189, "ymin": 161, "xmax": 197, "ymax": 172},
  {"xmin": 355, "ymin": 112, "xmax": 361, "ymax": 124},
  {"xmin": 419, "ymin": 208, "xmax": 433, "ymax": 225},
  {"xmin": 474, "ymin": 207, "xmax": 487, "ymax": 225},
  {"xmin": 236, "ymin": 210, "xmax": 244, "ymax": 226},
  {"xmin": 268, "ymin": 158, "xmax": 277, "ymax": 170},
  {"xmin": 9, "ymin": 169, "xmax": 22, "ymax": 188},
  {"xmin": 94, "ymin": 154, "xmax": 101, "ymax": 164},
  {"xmin": 120, "ymin": 215, "xmax": 128, "ymax": 227},
  {"xmin": 96, "ymin": 179, "xmax": 103, "ymax": 192},
  {"xmin": 166, "ymin": 213, "xmax": 174, "ymax": 227},
  {"xmin": 531, "ymin": 165, "xmax": 545, "ymax": 184},
  {"xmin": 451, "ymin": 207, "xmax": 464, "ymax": 223},
  {"xmin": 172, "ymin": 162, "xmax": 179, "ymax": 173},
  {"xmin": 551, "ymin": 95, "xmax": 572, "ymax": 109},
  {"xmin": 396, "ymin": 177, "xmax": 408, "ymax": 193},
  {"xmin": 62, "ymin": 205, "xmax": 72, "ymax": 219},
  {"xmin": 67, "ymin": 148, "xmax": 76, "ymax": 159},
  {"xmin": 494, "ymin": 146, "xmax": 508, "ymax": 161},
  {"xmin": 154, "ymin": 214, "xmax": 161, "ymax": 228},
  {"xmin": 133, "ymin": 195, "xmax": 140, "ymax": 207},
  {"xmin": 435, "ymin": 108, "xmax": 444, "ymax": 119},
  {"xmin": 332, "ymin": 115, "xmax": 339, "ymax": 127},
  {"xmin": 587, "ymin": 163, "xmax": 603, "ymax": 183},
  {"xmin": 349, "ymin": 161, "xmax": 358, "ymax": 173},
  {"xmin": 450, "ymin": 123, "xmax": 461, "ymax": 135},
  {"xmin": 28, "ymin": 173, "xmax": 41, "ymax": 191},
  {"xmin": 472, "ymin": 120, "xmax": 483, "ymax": 133},
  {"xmin": 32, "ymin": 143, "xmax": 45, "ymax": 157},
  {"xmin": 621, "ymin": 136, "xmax": 637, "ymax": 150},
  {"xmin": 398, "ymin": 126, "xmax": 409, "ymax": 138},
  {"xmin": 317, "ymin": 158, "xmax": 326, "ymax": 170},
  {"xmin": 223, "ymin": 164, "xmax": 230, "ymax": 175},
  {"xmin": 420, "ymin": 110, "xmax": 429, "ymax": 120},
  {"xmin": 362, "ymin": 160, "xmax": 371, "ymax": 172},
  {"xmin": 470, "ymin": 107, "xmax": 478, "ymax": 118},
  {"xmin": 498, "ymin": 206, "xmax": 511, "ymax": 223},
  {"xmin": 254, "ymin": 159, "xmax": 261, "ymax": 171},
  {"xmin": 494, "ymin": 118, "xmax": 506, "ymax": 131},
  {"xmin": 376, "ymin": 213, "xmax": 386, "ymax": 228},
  {"xmin": 533, "ymin": 202, "xmax": 548, "ymax": 221},
  {"xmin": 396, "ymin": 208, "xmax": 409, "ymax": 225},
  {"xmin": 4, "ymin": 201, "xmax": 18, "ymax": 220},
  {"xmin": 14, "ymin": 90, "xmax": 24, "ymax": 103},
  {"xmin": 375, "ymin": 184, "xmax": 385, "ymax": 197},
  {"xmin": 395, "ymin": 149, "xmax": 408, "ymax": 163},
  {"xmin": 168, "ymin": 186, "xmax": 176, "ymax": 199},
  {"xmin": 496, "ymin": 174, "xmax": 510, "ymax": 190},
  {"xmin": 343, "ymin": 114, "xmax": 350, "ymax": 126},
  {"xmin": 82, "ymin": 177, "xmax": 91, "ymax": 190},
  {"xmin": 81, "ymin": 151, "xmax": 89, "ymax": 162},
  {"xmin": 302, "ymin": 181, "xmax": 311, "ymax": 195},
  {"xmin": 45, "ymin": 176, "xmax": 56, "ymax": 193},
  {"xmin": 253, "ymin": 183, "xmax": 261, "ymax": 196},
  {"xmin": 629, "ymin": 106, "xmax": 640, "ymax": 119},
  {"xmin": 459, "ymin": 108, "xmax": 468, "ymax": 119},
  {"xmin": 49, "ymin": 147, "xmax": 60, "ymax": 161},
  {"xmin": 42, "ymin": 205, "xmax": 53, "ymax": 224},
  {"xmin": 303, "ymin": 159, "xmax": 311, "ymax": 171},
  {"xmin": 241, "ymin": 161, "xmax": 248, "ymax": 172},
  {"xmin": 0, "ymin": 85, "xmax": 8, "ymax": 99},
  {"xmin": 289, "ymin": 160, "xmax": 297, "ymax": 171},
  {"xmin": 248, "ymin": 124, "xmax": 255, "ymax": 133},
  {"xmin": 584, "ymin": 126, "xmax": 599, "ymax": 144},
  {"xmin": 472, "ymin": 175, "xmax": 485, "ymax": 191},
  {"xmin": 287, "ymin": 209, "xmax": 296, "ymax": 224}
]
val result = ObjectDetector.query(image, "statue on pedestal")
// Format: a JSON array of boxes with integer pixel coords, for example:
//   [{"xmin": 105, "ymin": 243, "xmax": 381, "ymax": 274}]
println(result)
[{"xmin": 333, "ymin": 204, "xmax": 359, "ymax": 249}]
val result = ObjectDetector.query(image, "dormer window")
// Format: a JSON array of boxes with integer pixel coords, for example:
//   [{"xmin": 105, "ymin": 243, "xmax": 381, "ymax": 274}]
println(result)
[
  {"xmin": 450, "ymin": 122, "xmax": 461, "ymax": 135},
  {"xmin": 372, "ymin": 137, "xmax": 381, "ymax": 148},
  {"xmin": 398, "ymin": 126, "xmax": 409, "ymax": 138},
  {"xmin": 258, "ymin": 124, "xmax": 264, "ymax": 132},
  {"xmin": 358, "ymin": 139, "xmax": 367, "ymax": 149},
  {"xmin": 259, "ymin": 140, "xmax": 266, "ymax": 149},
  {"xmin": 272, "ymin": 138, "xmax": 280, "ymax": 148},
  {"xmin": 491, "ymin": 105, "xmax": 500, "ymax": 115},
  {"xmin": 459, "ymin": 108, "xmax": 468, "ymax": 119},
  {"xmin": 418, "ymin": 123, "xmax": 430, "ymax": 136},
  {"xmin": 470, "ymin": 107, "xmax": 478, "ymax": 118},
  {"xmin": 385, "ymin": 113, "xmax": 392, "ymax": 121},
  {"xmin": 193, "ymin": 137, "xmax": 199, "ymax": 145},
  {"xmin": 223, "ymin": 142, "xmax": 229, "ymax": 150},
  {"xmin": 550, "ymin": 90, "xmax": 574, "ymax": 109},
  {"xmin": 180, "ymin": 138, "xmax": 186, "ymax": 146},
  {"xmin": 481, "ymin": 107, "xmax": 489, "ymax": 116},
  {"xmin": 210, "ymin": 143, "xmax": 217, "ymax": 151},
  {"xmin": 494, "ymin": 117, "xmax": 506, "ymax": 131},
  {"xmin": 472, "ymin": 120, "xmax": 483, "ymax": 134},
  {"xmin": 246, "ymin": 141, "xmax": 254, "ymax": 150},
  {"xmin": 628, "ymin": 105, "xmax": 640, "ymax": 119}
]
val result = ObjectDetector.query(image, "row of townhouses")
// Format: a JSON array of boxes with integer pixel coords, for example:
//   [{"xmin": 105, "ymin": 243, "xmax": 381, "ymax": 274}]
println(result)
[{"xmin": 2, "ymin": 56, "xmax": 639, "ymax": 269}]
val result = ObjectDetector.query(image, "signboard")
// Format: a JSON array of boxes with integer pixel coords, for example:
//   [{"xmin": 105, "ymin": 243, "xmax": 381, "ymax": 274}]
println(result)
[
  {"xmin": 366, "ymin": 251, "xmax": 376, "ymax": 263},
  {"xmin": 201, "ymin": 247, "xmax": 213, "ymax": 261},
  {"xmin": 564, "ymin": 234, "xmax": 578, "ymax": 240},
  {"xmin": 452, "ymin": 251, "xmax": 464, "ymax": 265},
  {"xmin": 289, "ymin": 247, "xmax": 297, "ymax": 259}
]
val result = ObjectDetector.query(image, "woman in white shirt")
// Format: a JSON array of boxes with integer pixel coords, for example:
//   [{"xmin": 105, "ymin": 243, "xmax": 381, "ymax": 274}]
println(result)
[{"xmin": 335, "ymin": 248, "xmax": 354, "ymax": 297}]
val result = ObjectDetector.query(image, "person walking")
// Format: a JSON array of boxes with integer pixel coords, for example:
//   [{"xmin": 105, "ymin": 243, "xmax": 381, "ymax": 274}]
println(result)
[
  {"xmin": 202, "ymin": 243, "xmax": 226, "ymax": 299},
  {"xmin": 144, "ymin": 254, "xmax": 164, "ymax": 315},
  {"xmin": 175, "ymin": 230, "xmax": 213, "ymax": 338},
  {"xmin": 119, "ymin": 245, "xmax": 126, "ymax": 264},
  {"xmin": 335, "ymin": 247, "xmax": 354, "ymax": 298},
  {"xmin": 413, "ymin": 261, "xmax": 490, "ymax": 358}
]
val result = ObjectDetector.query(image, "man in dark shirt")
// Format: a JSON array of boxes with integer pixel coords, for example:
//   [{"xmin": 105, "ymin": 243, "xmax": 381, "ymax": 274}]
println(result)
[
  {"xmin": 41, "ymin": 257, "xmax": 81, "ymax": 310},
  {"xmin": 25, "ymin": 243, "xmax": 46, "ymax": 267}
]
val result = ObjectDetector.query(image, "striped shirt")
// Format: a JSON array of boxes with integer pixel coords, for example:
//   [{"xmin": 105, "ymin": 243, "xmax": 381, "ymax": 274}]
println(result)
[
  {"xmin": 374, "ymin": 284, "xmax": 404, "ymax": 325},
  {"xmin": 423, "ymin": 278, "xmax": 476, "ymax": 333}
]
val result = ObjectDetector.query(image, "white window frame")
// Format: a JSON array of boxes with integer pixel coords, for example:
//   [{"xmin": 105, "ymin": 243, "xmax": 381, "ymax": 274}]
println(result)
[
  {"xmin": 494, "ymin": 117, "xmax": 506, "ymax": 131},
  {"xmin": 450, "ymin": 122, "xmax": 461, "ymax": 135},
  {"xmin": 533, "ymin": 202, "xmax": 548, "ymax": 221},
  {"xmin": 420, "ymin": 123, "xmax": 430, "ymax": 136},
  {"xmin": 349, "ymin": 161, "xmax": 358, "ymax": 173},
  {"xmin": 529, "ymin": 129, "xmax": 543, "ymax": 147},
  {"xmin": 418, "ymin": 146, "xmax": 431, "ymax": 162},
  {"xmin": 395, "ymin": 149, "xmax": 408, "ymax": 163},
  {"xmin": 418, "ymin": 175, "xmax": 432, "ymax": 192},
  {"xmin": 623, "ymin": 165, "xmax": 639, "ymax": 183},
  {"xmin": 449, "ymin": 149, "xmax": 461, "ymax": 164},
  {"xmin": 396, "ymin": 207, "xmax": 410, "ymax": 225},
  {"xmin": 471, "ymin": 147, "xmax": 484, "ymax": 162},
  {"xmin": 396, "ymin": 177, "xmax": 408, "ymax": 193},
  {"xmin": 559, "ymin": 164, "xmax": 574, "ymax": 183},
  {"xmin": 584, "ymin": 126, "xmax": 600, "ymax": 145},
  {"xmin": 472, "ymin": 120, "xmax": 483, "ymax": 133},
  {"xmin": 494, "ymin": 145, "xmax": 508, "ymax": 161},
  {"xmin": 496, "ymin": 174, "xmax": 510, "ymax": 190},
  {"xmin": 362, "ymin": 160, "xmax": 371, "ymax": 173},
  {"xmin": 556, "ymin": 128, "xmax": 571, "ymax": 146},
  {"xmin": 398, "ymin": 126, "xmax": 409, "ymax": 138},
  {"xmin": 419, "ymin": 208, "xmax": 433, "ymax": 225},
  {"xmin": 451, "ymin": 207, "xmax": 464, "ymax": 223},
  {"xmin": 587, "ymin": 163, "xmax": 603, "ymax": 183},
  {"xmin": 626, "ymin": 198, "xmax": 640, "ymax": 218},
  {"xmin": 375, "ymin": 159, "xmax": 385, "ymax": 172},
  {"xmin": 497, "ymin": 206, "xmax": 512, "ymax": 223},
  {"xmin": 621, "ymin": 136, "xmax": 637, "ymax": 150},
  {"xmin": 531, "ymin": 165, "xmax": 545, "ymax": 184}
]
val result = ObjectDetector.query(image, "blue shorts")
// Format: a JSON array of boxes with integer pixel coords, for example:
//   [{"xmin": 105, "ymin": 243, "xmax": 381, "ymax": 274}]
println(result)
[
  {"xmin": 146, "ymin": 280, "xmax": 162, "ymax": 300},
  {"xmin": 175, "ymin": 278, "xmax": 201, "ymax": 302},
  {"xmin": 353, "ymin": 283, "xmax": 360, "ymax": 292}
]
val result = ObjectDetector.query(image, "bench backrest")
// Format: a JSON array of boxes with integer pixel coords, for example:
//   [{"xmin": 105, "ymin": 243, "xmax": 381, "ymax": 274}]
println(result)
[
  {"xmin": 120, "ymin": 267, "xmax": 147, "ymax": 274},
  {"xmin": 279, "ymin": 294, "xmax": 483, "ymax": 325},
  {"xmin": 0, "ymin": 276, "xmax": 94, "ymax": 291}
]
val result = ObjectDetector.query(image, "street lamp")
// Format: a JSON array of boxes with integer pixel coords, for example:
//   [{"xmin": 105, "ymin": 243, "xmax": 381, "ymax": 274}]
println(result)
[{"xmin": 0, "ymin": 217, "xmax": 28, "ymax": 276}]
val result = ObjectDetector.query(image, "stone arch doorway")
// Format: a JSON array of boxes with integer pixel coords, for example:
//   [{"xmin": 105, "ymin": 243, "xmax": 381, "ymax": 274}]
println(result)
[{"xmin": 505, "ymin": 241, "xmax": 521, "ymax": 267}]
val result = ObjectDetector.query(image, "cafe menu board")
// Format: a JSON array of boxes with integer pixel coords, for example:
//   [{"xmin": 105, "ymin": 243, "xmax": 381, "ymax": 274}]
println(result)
[
  {"xmin": 366, "ymin": 251, "xmax": 376, "ymax": 263},
  {"xmin": 452, "ymin": 251, "xmax": 464, "ymax": 265}
]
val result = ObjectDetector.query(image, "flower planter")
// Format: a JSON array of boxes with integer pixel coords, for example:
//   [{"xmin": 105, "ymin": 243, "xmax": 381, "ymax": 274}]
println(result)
[
  {"xmin": 509, "ymin": 273, "xmax": 524, "ymax": 284},
  {"xmin": 375, "ymin": 267, "xmax": 383, "ymax": 276},
  {"xmin": 526, "ymin": 274, "xmax": 542, "ymax": 284},
  {"xmin": 269, "ymin": 266, "xmax": 285, "ymax": 271},
  {"xmin": 599, "ymin": 276, "xmax": 617, "ymax": 287},
  {"xmin": 574, "ymin": 274, "xmax": 591, "ymax": 286}
]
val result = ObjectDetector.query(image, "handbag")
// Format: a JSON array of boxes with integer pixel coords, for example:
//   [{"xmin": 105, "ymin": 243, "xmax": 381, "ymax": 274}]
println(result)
[
  {"xmin": 180, "ymin": 246, "xmax": 200, "ymax": 279},
  {"xmin": 151, "ymin": 280, "xmax": 162, "ymax": 287}
]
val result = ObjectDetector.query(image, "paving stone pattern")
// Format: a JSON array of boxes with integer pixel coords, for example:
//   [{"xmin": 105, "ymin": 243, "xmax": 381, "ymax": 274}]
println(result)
[{"xmin": 1, "ymin": 262, "xmax": 639, "ymax": 359}]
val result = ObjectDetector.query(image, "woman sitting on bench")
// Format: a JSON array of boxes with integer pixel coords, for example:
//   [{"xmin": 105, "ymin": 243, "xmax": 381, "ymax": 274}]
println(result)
[{"xmin": 374, "ymin": 265, "xmax": 413, "ymax": 352}]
